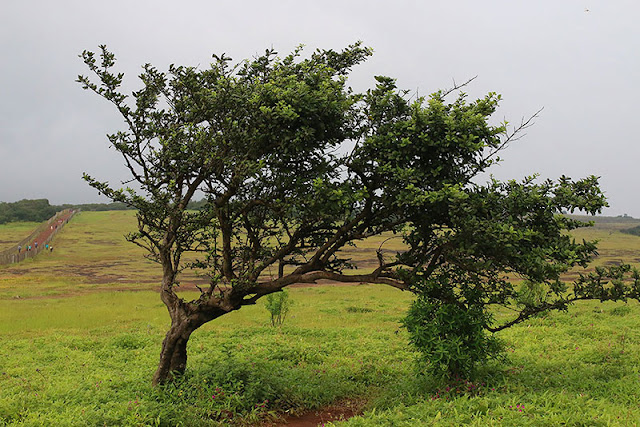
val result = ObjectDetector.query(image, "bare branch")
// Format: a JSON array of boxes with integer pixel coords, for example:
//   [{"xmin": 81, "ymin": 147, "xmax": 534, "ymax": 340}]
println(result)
[
  {"xmin": 482, "ymin": 107, "xmax": 544, "ymax": 165},
  {"xmin": 441, "ymin": 76, "xmax": 478, "ymax": 97}
]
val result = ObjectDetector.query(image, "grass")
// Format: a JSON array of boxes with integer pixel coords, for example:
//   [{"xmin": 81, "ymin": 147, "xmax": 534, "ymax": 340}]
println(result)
[
  {"xmin": 346, "ymin": 299, "xmax": 640, "ymax": 425},
  {"xmin": 0, "ymin": 285, "xmax": 413, "ymax": 426},
  {"xmin": 0, "ymin": 212, "xmax": 640, "ymax": 425},
  {"xmin": 0, "ymin": 221, "xmax": 40, "ymax": 251}
]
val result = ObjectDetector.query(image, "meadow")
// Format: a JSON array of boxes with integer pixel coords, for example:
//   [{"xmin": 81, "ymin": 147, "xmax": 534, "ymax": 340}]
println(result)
[
  {"xmin": 0, "ymin": 222, "xmax": 40, "ymax": 251},
  {"xmin": 1, "ymin": 211, "xmax": 640, "ymax": 425}
]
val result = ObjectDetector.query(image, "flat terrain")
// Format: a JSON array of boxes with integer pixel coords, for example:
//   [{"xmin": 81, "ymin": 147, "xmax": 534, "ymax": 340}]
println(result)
[{"xmin": 1, "ymin": 211, "xmax": 639, "ymax": 425}]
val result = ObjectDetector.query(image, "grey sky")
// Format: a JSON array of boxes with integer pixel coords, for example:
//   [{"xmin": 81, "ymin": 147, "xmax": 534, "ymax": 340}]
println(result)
[{"xmin": 1, "ymin": 0, "xmax": 638, "ymax": 216}]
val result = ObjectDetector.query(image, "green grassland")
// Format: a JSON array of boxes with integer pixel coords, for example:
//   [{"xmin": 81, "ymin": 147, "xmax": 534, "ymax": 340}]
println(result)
[
  {"xmin": 0, "ymin": 222, "xmax": 40, "ymax": 251},
  {"xmin": 1, "ymin": 212, "xmax": 640, "ymax": 425}
]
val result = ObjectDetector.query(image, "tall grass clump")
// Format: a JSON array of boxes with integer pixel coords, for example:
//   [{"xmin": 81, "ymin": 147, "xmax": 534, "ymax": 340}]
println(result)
[{"xmin": 265, "ymin": 290, "xmax": 291, "ymax": 327}]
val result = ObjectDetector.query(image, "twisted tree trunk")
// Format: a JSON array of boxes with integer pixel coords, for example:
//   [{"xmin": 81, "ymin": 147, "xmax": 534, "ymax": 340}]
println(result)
[
  {"xmin": 153, "ymin": 284, "xmax": 236, "ymax": 385},
  {"xmin": 153, "ymin": 319, "xmax": 197, "ymax": 386}
]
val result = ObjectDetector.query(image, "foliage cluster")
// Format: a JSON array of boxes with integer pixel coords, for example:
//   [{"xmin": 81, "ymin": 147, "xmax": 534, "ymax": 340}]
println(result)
[
  {"xmin": 0, "ymin": 199, "xmax": 134, "ymax": 225},
  {"xmin": 403, "ymin": 286, "xmax": 503, "ymax": 379},
  {"xmin": 0, "ymin": 199, "xmax": 56, "ymax": 224}
]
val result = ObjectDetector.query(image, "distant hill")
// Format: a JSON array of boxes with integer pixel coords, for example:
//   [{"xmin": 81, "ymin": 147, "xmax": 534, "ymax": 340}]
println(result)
[
  {"xmin": 574, "ymin": 214, "xmax": 640, "ymax": 236},
  {"xmin": 592, "ymin": 214, "xmax": 637, "ymax": 224},
  {"xmin": 567, "ymin": 214, "xmax": 637, "ymax": 223},
  {"xmin": 567, "ymin": 213, "xmax": 640, "ymax": 236}
]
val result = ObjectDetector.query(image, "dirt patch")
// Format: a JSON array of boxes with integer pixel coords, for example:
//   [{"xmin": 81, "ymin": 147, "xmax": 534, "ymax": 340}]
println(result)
[
  {"xmin": 63, "ymin": 262, "xmax": 147, "ymax": 283},
  {"xmin": 85, "ymin": 240, "xmax": 119, "ymax": 246},
  {"xmin": 341, "ymin": 247, "xmax": 398, "ymax": 254},
  {"xmin": 287, "ymin": 279, "xmax": 375, "ymax": 289},
  {"xmin": 34, "ymin": 211, "xmax": 75, "ymax": 247},
  {"xmin": 264, "ymin": 399, "xmax": 365, "ymax": 426},
  {"xmin": 1, "ymin": 279, "xmax": 367, "ymax": 301},
  {"xmin": 7, "ymin": 284, "xmax": 160, "ymax": 300}
]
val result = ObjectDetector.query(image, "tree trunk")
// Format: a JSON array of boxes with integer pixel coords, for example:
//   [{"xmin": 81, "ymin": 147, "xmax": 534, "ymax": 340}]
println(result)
[
  {"xmin": 152, "ymin": 318, "xmax": 197, "ymax": 386},
  {"xmin": 152, "ymin": 298, "xmax": 232, "ymax": 386}
]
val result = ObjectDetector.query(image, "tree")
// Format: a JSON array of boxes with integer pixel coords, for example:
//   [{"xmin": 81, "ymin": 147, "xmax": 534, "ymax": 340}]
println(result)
[
  {"xmin": 78, "ymin": 44, "xmax": 639, "ymax": 385},
  {"xmin": 0, "ymin": 199, "xmax": 57, "ymax": 224}
]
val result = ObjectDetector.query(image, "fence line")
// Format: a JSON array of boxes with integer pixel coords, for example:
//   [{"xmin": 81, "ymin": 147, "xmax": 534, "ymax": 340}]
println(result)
[{"xmin": 0, "ymin": 209, "xmax": 77, "ymax": 265}]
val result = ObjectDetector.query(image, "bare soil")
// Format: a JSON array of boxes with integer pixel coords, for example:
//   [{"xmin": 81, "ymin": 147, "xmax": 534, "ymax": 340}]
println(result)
[
  {"xmin": 263, "ymin": 399, "xmax": 365, "ymax": 426},
  {"xmin": 34, "ymin": 211, "xmax": 75, "ymax": 248}
]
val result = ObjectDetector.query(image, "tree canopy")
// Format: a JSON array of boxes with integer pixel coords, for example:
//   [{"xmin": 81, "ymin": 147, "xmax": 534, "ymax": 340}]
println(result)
[
  {"xmin": 78, "ymin": 43, "xmax": 639, "ymax": 384},
  {"xmin": 0, "ymin": 199, "xmax": 57, "ymax": 224}
]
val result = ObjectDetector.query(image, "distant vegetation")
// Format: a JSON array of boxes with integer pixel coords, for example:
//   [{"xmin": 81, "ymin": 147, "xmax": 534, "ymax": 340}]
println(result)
[
  {"xmin": 622, "ymin": 225, "xmax": 640, "ymax": 236},
  {"xmin": 0, "ymin": 198, "xmax": 213, "ymax": 225},
  {"xmin": 56, "ymin": 201, "xmax": 132, "ymax": 212},
  {"xmin": 0, "ymin": 199, "xmax": 131, "ymax": 224},
  {"xmin": 0, "ymin": 199, "xmax": 57, "ymax": 224},
  {"xmin": 591, "ymin": 213, "xmax": 636, "ymax": 223}
]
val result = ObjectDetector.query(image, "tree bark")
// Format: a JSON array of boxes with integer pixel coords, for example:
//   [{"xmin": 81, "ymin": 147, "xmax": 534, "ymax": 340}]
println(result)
[
  {"xmin": 152, "ymin": 319, "xmax": 197, "ymax": 386},
  {"xmin": 152, "ymin": 293, "xmax": 233, "ymax": 386}
]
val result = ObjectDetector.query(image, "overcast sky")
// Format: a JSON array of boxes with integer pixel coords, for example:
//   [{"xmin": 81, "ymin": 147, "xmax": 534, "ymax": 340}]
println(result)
[{"xmin": 1, "ymin": 0, "xmax": 638, "ymax": 216}]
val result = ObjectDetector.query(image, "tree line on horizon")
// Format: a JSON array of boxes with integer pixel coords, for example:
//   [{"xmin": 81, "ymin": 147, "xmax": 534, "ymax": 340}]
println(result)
[
  {"xmin": 0, "ymin": 199, "xmax": 127, "ymax": 224},
  {"xmin": 0, "ymin": 199, "xmax": 214, "ymax": 225},
  {"xmin": 2, "ymin": 198, "xmax": 635, "ymax": 227}
]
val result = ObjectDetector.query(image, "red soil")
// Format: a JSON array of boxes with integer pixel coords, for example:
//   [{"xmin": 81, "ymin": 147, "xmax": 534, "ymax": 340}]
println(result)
[
  {"xmin": 264, "ymin": 399, "xmax": 364, "ymax": 426},
  {"xmin": 31, "ymin": 211, "xmax": 75, "ymax": 248}
]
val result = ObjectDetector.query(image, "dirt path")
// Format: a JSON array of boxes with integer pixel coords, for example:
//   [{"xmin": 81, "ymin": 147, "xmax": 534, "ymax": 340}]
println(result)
[
  {"xmin": 31, "ymin": 210, "xmax": 75, "ymax": 249},
  {"xmin": 0, "ymin": 210, "xmax": 76, "ymax": 265}
]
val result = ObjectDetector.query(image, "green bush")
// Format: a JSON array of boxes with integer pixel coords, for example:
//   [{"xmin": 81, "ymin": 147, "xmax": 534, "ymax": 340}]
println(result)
[
  {"xmin": 265, "ymin": 290, "xmax": 291, "ymax": 327},
  {"xmin": 403, "ymin": 276, "xmax": 503, "ymax": 379}
]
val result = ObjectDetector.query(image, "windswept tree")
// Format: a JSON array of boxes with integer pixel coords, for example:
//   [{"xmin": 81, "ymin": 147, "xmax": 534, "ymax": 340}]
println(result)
[{"xmin": 78, "ymin": 44, "xmax": 639, "ymax": 385}]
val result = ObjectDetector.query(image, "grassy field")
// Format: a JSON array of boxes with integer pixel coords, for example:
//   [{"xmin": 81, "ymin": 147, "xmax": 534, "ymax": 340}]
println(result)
[
  {"xmin": 0, "ymin": 221, "xmax": 40, "ymax": 251},
  {"xmin": 1, "ymin": 212, "xmax": 640, "ymax": 425}
]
